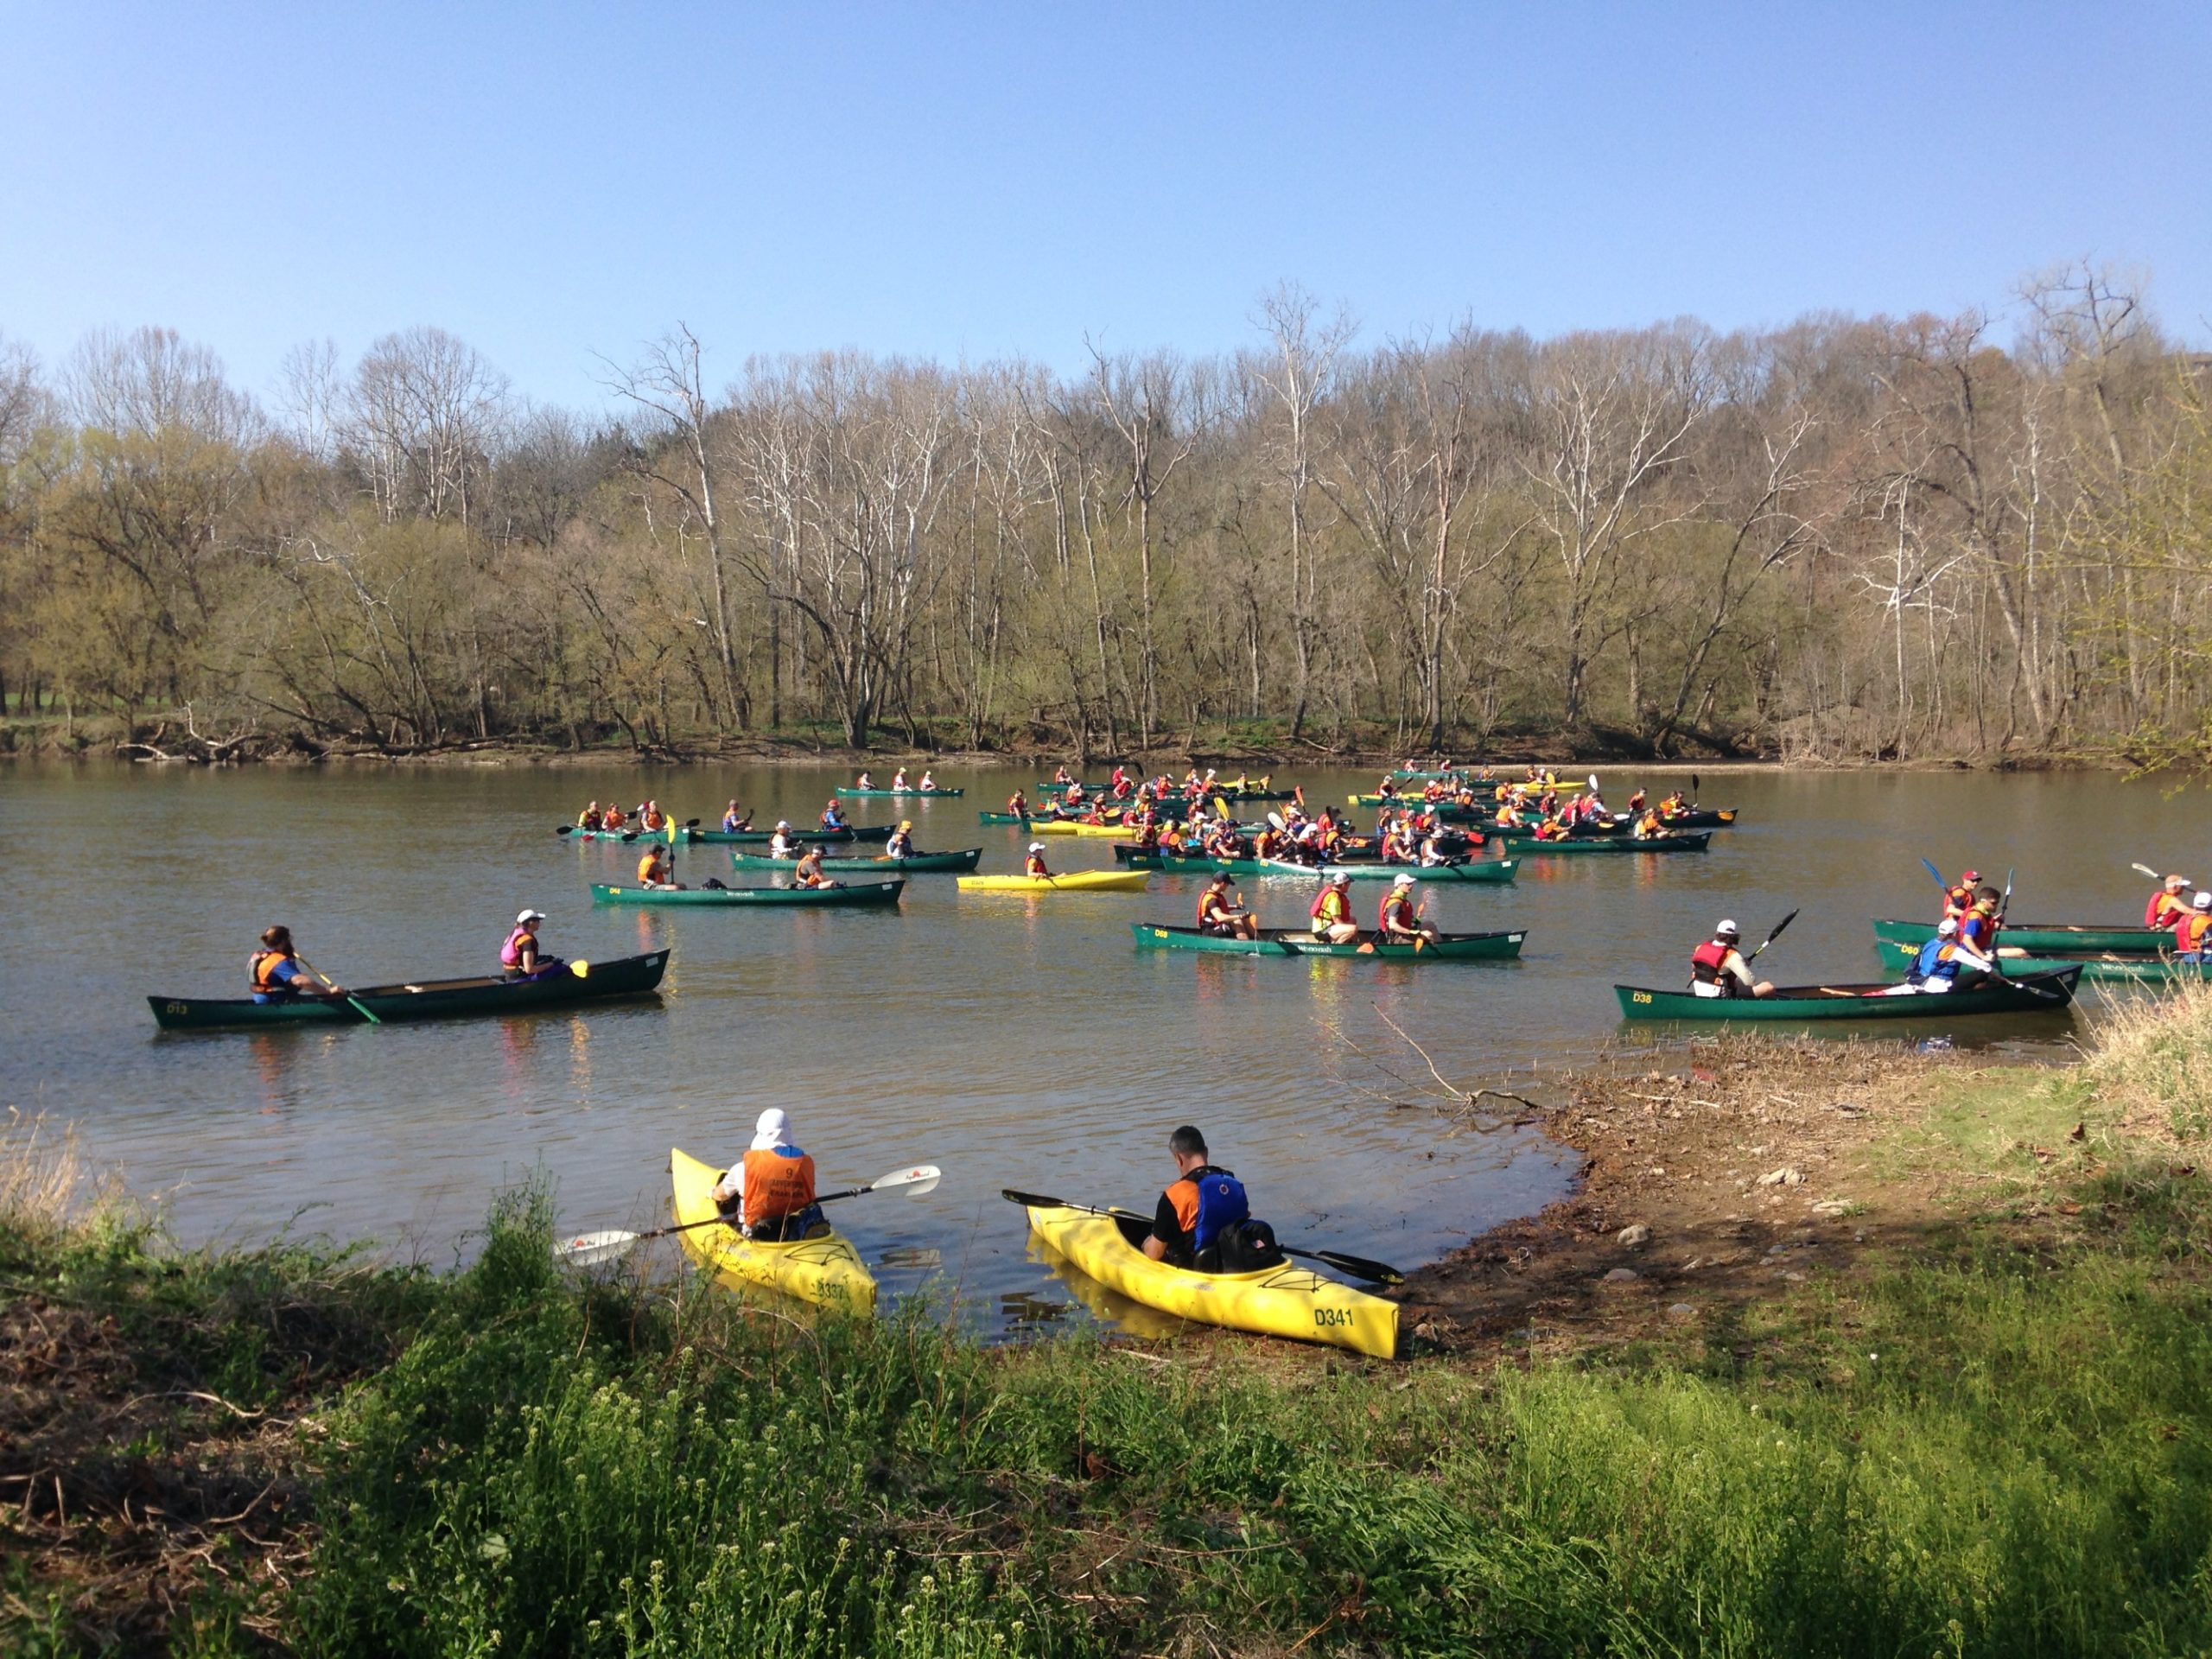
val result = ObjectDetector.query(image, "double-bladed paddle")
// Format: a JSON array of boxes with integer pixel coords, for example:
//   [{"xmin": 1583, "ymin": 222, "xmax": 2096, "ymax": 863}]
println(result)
[
  {"xmin": 558, "ymin": 1163, "xmax": 942, "ymax": 1266},
  {"xmin": 1744, "ymin": 909, "xmax": 1799, "ymax": 963},
  {"xmin": 1919, "ymin": 855, "xmax": 1949, "ymax": 893},
  {"xmin": 1000, "ymin": 1188, "xmax": 1405, "ymax": 1286}
]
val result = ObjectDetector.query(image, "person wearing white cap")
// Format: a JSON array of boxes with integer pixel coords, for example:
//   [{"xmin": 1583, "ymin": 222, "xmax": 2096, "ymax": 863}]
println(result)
[
  {"xmin": 1378, "ymin": 873, "xmax": 1435, "ymax": 944},
  {"xmin": 2145, "ymin": 873, "xmax": 2193, "ymax": 931},
  {"xmin": 709, "ymin": 1109, "xmax": 824, "ymax": 1241},
  {"xmin": 499, "ymin": 909, "xmax": 560, "ymax": 979},
  {"xmin": 768, "ymin": 820, "xmax": 797, "ymax": 859},
  {"xmin": 1894, "ymin": 914, "xmax": 1998, "ymax": 994},
  {"xmin": 1309, "ymin": 870, "xmax": 1360, "ymax": 944},
  {"xmin": 1024, "ymin": 841, "xmax": 1052, "ymax": 878},
  {"xmin": 2175, "ymin": 891, "xmax": 2212, "ymax": 963},
  {"xmin": 1688, "ymin": 918, "xmax": 1773, "ymax": 999}
]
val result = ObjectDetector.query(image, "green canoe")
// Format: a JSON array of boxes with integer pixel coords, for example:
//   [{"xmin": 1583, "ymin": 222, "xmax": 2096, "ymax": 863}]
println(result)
[
  {"xmin": 1502, "ymin": 831, "xmax": 1712, "ymax": 854},
  {"xmin": 833, "ymin": 786, "xmax": 964, "ymax": 798},
  {"xmin": 691, "ymin": 824, "xmax": 893, "ymax": 844},
  {"xmin": 1133, "ymin": 923, "xmax": 1525, "ymax": 961},
  {"xmin": 977, "ymin": 810, "xmax": 1033, "ymax": 824},
  {"xmin": 589, "ymin": 880, "xmax": 905, "ymax": 906},
  {"xmin": 1616, "ymin": 968, "xmax": 2082, "ymax": 1020},
  {"xmin": 728, "ymin": 848, "xmax": 982, "ymax": 873},
  {"xmin": 1869, "ymin": 917, "xmax": 2172, "ymax": 954},
  {"xmin": 1116, "ymin": 850, "xmax": 1275, "ymax": 874},
  {"xmin": 1875, "ymin": 940, "xmax": 2211, "ymax": 982},
  {"xmin": 149, "ymin": 950, "xmax": 671, "ymax": 1031},
  {"xmin": 1256, "ymin": 857, "xmax": 1519, "ymax": 885}
]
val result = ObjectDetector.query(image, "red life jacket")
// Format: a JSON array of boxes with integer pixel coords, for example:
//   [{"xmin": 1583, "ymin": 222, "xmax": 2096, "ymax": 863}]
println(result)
[
  {"xmin": 1945, "ymin": 884, "xmax": 1974, "ymax": 921},
  {"xmin": 741, "ymin": 1147, "xmax": 817, "ymax": 1229},
  {"xmin": 2147, "ymin": 891, "xmax": 2185, "ymax": 928},
  {"xmin": 2176, "ymin": 913, "xmax": 2209, "ymax": 952},
  {"xmin": 1690, "ymin": 938, "xmax": 1737, "ymax": 991},
  {"xmin": 1310, "ymin": 887, "xmax": 1349, "ymax": 923},
  {"xmin": 1025, "ymin": 854, "xmax": 1049, "ymax": 876},
  {"xmin": 1198, "ymin": 887, "xmax": 1231, "ymax": 926}
]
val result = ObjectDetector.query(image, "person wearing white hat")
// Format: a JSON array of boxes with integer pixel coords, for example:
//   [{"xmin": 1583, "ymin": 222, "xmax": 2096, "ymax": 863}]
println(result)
[
  {"xmin": 1309, "ymin": 870, "xmax": 1360, "ymax": 944},
  {"xmin": 2145, "ymin": 873, "xmax": 2193, "ymax": 931},
  {"xmin": 1378, "ymin": 872, "xmax": 1435, "ymax": 944},
  {"xmin": 1024, "ymin": 841, "xmax": 1052, "ymax": 878},
  {"xmin": 709, "ymin": 1109, "xmax": 824, "ymax": 1241},
  {"xmin": 1895, "ymin": 914, "xmax": 1998, "ymax": 994},
  {"xmin": 2176, "ymin": 891, "xmax": 2212, "ymax": 963},
  {"xmin": 499, "ymin": 909, "xmax": 560, "ymax": 979},
  {"xmin": 768, "ymin": 821, "xmax": 797, "ymax": 859},
  {"xmin": 1688, "ymin": 918, "xmax": 1773, "ymax": 999}
]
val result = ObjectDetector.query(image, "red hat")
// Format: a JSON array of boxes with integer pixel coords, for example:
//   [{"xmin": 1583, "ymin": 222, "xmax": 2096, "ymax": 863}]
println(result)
[{"xmin": 1961, "ymin": 869, "xmax": 1980, "ymax": 882}]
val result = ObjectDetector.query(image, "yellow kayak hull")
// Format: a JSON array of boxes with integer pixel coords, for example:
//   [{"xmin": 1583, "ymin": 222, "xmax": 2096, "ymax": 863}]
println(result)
[
  {"xmin": 1024, "ymin": 820, "xmax": 1139, "ymax": 837},
  {"xmin": 670, "ymin": 1148, "xmax": 877, "ymax": 1315},
  {"xmin": 957, "ymin": 871, "xmax": 1152, "ymax": 893},
  {"xmin": 1023, "ymin": 1205, "xmax": 1399, "ymax": 1359}
]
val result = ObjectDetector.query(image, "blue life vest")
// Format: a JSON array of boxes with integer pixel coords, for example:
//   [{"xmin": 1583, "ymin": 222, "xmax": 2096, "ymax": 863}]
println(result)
[
  {"xmin": 1911, "ymin": 938, "xmax": 1959, "ymax": 982},
  {"xmin": 1190, "ymin": 1167, "xmax": 1251, "ymax": 1255}
]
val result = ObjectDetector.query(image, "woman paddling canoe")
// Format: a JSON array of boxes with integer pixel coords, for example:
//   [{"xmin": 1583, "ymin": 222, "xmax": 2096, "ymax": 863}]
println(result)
[{"xmin": 249, "ymin": 925, "xmax": 346, "ymax": 1004}]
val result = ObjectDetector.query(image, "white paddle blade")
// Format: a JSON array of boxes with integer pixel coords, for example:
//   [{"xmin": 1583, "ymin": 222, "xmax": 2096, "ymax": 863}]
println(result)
[
  {"xmin": 557, "ymin": 1228, "xmax": 639, "ymax": 1265},
  {"xmin": 873, "ymin": 1164, "xmax": 942, "ymax": 1198}
]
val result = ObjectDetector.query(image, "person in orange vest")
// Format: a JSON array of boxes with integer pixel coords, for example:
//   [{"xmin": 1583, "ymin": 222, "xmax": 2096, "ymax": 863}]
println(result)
[
  {"xmin": 1942, "ymin": 869, "xmax": 1981, "ymax": 924},
  {"xmin": 248, "ymin": 925, "xmax": 345, "ymax": 1004},
  {"xmin": 1025, "ymin": 841, "xmax": 1052, "ymax": 878},
  {"xmin": 637, "ymin": 843, "xmax": 682, "ymax": 889},
  {"xmin": 1688, "ymin": 920, "xmax": 1774, "ymax": 1000},
  {"xmin": 1196, "ymin": 871, "xmax": 1259, "ymax": 939},
  {"xmin": 2174, "ymin": 893, "xmax": 2212, "ymax": 963},
  {"xmin": 709, "ymin": 1109, "xmax": 825, "ymax": 1242},
  {"xmin": 1626, "ymin": 787, "xmax": 1647, "ymax": 813},
  {"xmin": 1310, "ymin": 872, "xmax": 1359, "ymax": 944},
  {"xmin": 792, "ymin": 846, "xmax": 831, "ymax": 889},
  {"xmin": 639, "ymin": 799, "xmax": 666, "ymax": 831},
  {"xmin": 1142, "ymin": 1125, "xmax": 1282, "ymax": 1272},
  {"xmin": 601, "ymin": 804, "xmax": 627, "ymax": 830},
  {"xmin": 1378, "ymin": 874, "xmax": 1434, "ymax": 944},
  {"xmin": 2145, "ymin": 874, "xmax": 2193, "ymax": 930}
]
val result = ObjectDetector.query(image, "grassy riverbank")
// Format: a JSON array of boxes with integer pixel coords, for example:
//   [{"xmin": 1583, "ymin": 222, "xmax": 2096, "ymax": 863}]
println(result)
[{"xmin": 9, "ymin": 998, "xmax": 2212, "ymax": 1656}]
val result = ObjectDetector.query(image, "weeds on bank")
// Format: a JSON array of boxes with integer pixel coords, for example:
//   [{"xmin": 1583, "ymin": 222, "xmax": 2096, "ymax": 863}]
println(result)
[{"xmin": 2087, "ymin": 979, "xmax": 2212, "ymax": 1140}]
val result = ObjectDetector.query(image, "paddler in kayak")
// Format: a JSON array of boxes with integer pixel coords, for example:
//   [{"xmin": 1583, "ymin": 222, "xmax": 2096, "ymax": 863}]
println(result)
[
  {"xmin": 1378, "ymin": 874, "xmax": 1435, "ymax": 944},
  {"xmin": 501, "ymin": 910, "xmax": 563, "ymax": 979},
  {"xmin": 2146, "ymin": 873, "xmax": 2194, "ymax": 930},
  {"xmin": 1688, "ymin": 919, "xmax": 1774, "ymax": 1000},
  {"xmin": 1310, "ymin": 872, "xmax": 1360, "ymax": 944},
  {"xmin": 576, "ymin": 799, "xmax": 601, "ymax": 829},
  {"xmin": 1024, "ymin": 841, "xmax": 1053, "ymax": 877},
  {"xmin": 248, "ymin": 925, "xmax": 346, "ymax": 1003},
  {"xmin": 709, "ymin": 1109, "xmax": 827, "ymax": 1242},
  {"xmin": 1196, "ymin": 870, "xmax": 1260, "ymax": 940},
  {"xmin": 1143, "ymin": 1126, "xmax": 1283, "ymax": 1272},
  {"xmin": 637, "ymin": 842, "xmax": 683, "ymax": 890}
]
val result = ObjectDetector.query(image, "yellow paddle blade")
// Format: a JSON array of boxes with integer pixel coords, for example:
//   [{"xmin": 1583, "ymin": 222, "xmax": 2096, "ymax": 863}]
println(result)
[
  {"xmin": 569, "ymin": 959, "xmax": 591, "ymax": 978},
  {"xmin": 1214, "ymin": 797, "xmax": 1230, "ymax": 819}
]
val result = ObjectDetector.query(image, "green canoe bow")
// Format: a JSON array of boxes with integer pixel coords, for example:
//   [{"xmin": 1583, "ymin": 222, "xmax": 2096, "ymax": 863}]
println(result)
[
  {"xmin": 1868, "ymin": 917, "xmax": 2172, "ymax": 954},
  {"xmin": 728, "ymin": 848, "xmax": 982, "ymax": 873},
  {"xmin": 1616, "ymin": 969, "xmax": 2082, "ymax": 1020},
  {"xmin": 149, "ymin": 950, "xmax": 671, "ymax": 1030},
  {"xmin": 589, "ymin": 880, "xmax": 905, "ymax": 906},
  {"xmin": 1133, "ymin": 923, "xmax": 1525, "ymax": 960},
  {"xmin": 1255, "ymin": 857, "xmax": 1518, "ymax": 884}
]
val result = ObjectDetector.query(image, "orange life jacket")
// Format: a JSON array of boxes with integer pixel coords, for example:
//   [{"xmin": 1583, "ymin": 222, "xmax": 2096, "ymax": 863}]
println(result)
[
  {"xmin": 602, "ymin": 809, "xmax": 626, "ymax": 830},
  {"xmin": 2177, "ymin": 913, "xmax": 2211, "ymax": 953},
  {"xmin": 250, "ymin": 950, "xmax": 290, "ymax": 991},
  {"xmin": 642, "ymin": 810, "xmax": 664, "ymax": 830},
  {"xmin": 1379, "ymin": 893, "xmax": 1415, "ymax": 933},
  {"xmin": 741, "ymin": 1147, "xmax": 817, "ymax": 1229},
  {"xmin": 1198, "ymin": 887, "xmax": 1232, "ymax": 926},
  {"xmin": 2147, "ymin": 891, "xmax": 2188, "ymax": 928},
  {"xmin": 638, "ymin": 852, "xmax": 664, "ymax": 883}
]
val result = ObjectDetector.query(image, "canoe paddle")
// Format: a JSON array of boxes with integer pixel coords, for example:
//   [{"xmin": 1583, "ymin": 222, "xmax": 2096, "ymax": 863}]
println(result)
[
  {"xmin": 999, "ymin": 1188, "xmax": 1406, "ymax": 1286},
  {"xmin": 1744, "ymin": 909, "xmax": 1799, "ymax": 963},
  {"xmin": 559, "ymin": 1163, "xmax": 942, "ymax": 1266},
  {"xmin": 296, "ymin": 953, "xmax": 381, "ymax": 1025}
]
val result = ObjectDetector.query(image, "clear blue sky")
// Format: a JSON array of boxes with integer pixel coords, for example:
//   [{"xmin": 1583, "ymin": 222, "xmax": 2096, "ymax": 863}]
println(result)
[{"xmin": 3, "ymin": 2, "xmax": 2205, "ymax": 410}]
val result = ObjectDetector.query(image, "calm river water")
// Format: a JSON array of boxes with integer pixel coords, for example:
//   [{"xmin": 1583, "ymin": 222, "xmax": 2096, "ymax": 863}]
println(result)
[{"xmin": 1, "ymin": 761, "xmax": 2198, "ymax": 1334}]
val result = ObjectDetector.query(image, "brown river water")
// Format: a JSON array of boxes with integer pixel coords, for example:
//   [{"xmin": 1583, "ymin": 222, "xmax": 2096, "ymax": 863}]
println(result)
[{"xmin": 1, "ymin": 761, "xmax": 2199, "ymax": 1335}]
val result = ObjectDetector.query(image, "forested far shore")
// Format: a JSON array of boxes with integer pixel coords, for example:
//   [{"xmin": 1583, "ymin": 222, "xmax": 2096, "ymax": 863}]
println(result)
[{"xmin": 3, "ymin": 263, "xmax": 2209, "ymax": 770}]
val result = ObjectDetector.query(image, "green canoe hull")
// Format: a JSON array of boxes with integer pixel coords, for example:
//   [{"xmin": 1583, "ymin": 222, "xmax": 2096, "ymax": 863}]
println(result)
[
  {"xmin": 1133, "ymin": 923, "xmax": 1525, "ymax": 960},
  {"xmin": 1868, "ymin": 918, "xmax": 2171, "ymax": 954},
  {"xmin": 728, "ymin": 848, "xmax": 982, "ymax": 873},
  {"xmin": 1257, "ymin": 858, "xmax": 1518, "ymax": 884},
  {"xmin": 1875, "ymin": 941, "xmax": 2211, "ymax": 982},
  {"xmin": 1617, "ymin": 969, "xmax": 2082, "ymax": 1020},
  {"xmin": 832, "ymin": 787, "xmax": 964, "ymax": 798},
  {"xmin": 149, "ymin": 950, "xmax": 671, "ymax": 1031},
  {"xmin": 1119, "ymin": 853, "xmax": 1277, "ymax": 874},
  {"xmin": 590, "ymin": 880, "xmax": 905, "ymax": 906},
  {"xmin": 1502, "ymin": 832, "xmax": 1712, "ymax": 854},
  {"xmin": 691, "ymin": 825, "xmax": 893, "ymax": 844}
]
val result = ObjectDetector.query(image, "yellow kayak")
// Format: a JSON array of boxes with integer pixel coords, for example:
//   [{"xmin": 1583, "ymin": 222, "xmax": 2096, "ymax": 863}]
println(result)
[
  {"xmin": 670, "ymin": 1148, "xmax": 877, "ymax": 1314},
  {"xmin": 1025, "ymin": 820, "xmax": 1137, "ymax": 838},
  {"xmin": 957, "ymin": 870, "xmax": 1152, "ymax": 893},
  {"xmin": 1022, "ymin": 1205, "xmax": 1398, "ymax": 1358}
]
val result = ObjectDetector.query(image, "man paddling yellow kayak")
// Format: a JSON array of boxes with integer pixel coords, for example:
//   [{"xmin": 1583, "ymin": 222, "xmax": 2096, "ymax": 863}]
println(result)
[
  {"xmin": 1144, "ymin": 1126, "xmax": 1284, "ymax": 1273},
  {"xmin": 708, "ymin": 1109, "xmax": 828, "ymax": 1242}
]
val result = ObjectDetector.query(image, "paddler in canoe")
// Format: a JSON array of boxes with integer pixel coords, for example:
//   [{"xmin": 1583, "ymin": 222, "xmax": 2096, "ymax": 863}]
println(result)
[
  {"xmin": 768, "ymin": 820, "xmax": 798, "ymax": 858},
  {"xmin": 1310, "ymin": 872, "xmax": 1360, "ymax": 944},
  {"xmin": 884, "ymin": 820, "xmax": 916, "ymax": 859},
  {"xmin": 891, "ymin": 766, "xmax": 908, "ymax": 788},
  {"xmin": 1196, "ymin": 870, "xmax": 1260, "ymax": 940},
  {"xmin": 918, "ymin": 768, "xmax": 939, "ymax": 791},
  {"xmin": 600, "ymin": 804, "xmax": 628, "ymax": 831},
  {"xmin": 1958, "ymin": 885, "xmax": 2003, "ymax": 955},
  {"xmin": 1378, "ymin": 874, "xmax": 1436, "ymax": 944},
  {"xmin": 248, "ymin": 925, "xmax": 347, "ymax": 1004},
  {"xmin": 708, "ymin": 1109, "xmax": 827, "ymax": 1242},
  {"xmin": 501, "ymin": 909, "xmax": 563, "ymax": 980},
  {"xmin": 2176, "ymin": 893, "xmax": 2212, "ymax": 962},
  {"xmin": 1144, "ymin": 1126, "xmax": 1284, "ymax": 1272},
  {"xmin": 821, "ymin": 798, "xmax": 851, "ymax": 832},
  {"xmin": 721, "ymin": 800, "xmax": 752, "ymax": 833},
  {"xmin": 792, "ymin": 846, "xmax": 835, "ymax": 889},
  {"xmin": 637, "ymin": 842, "xmax": 683, "ymax": 890},
  {"xmin": 1007, "ymin": 788, "xmax": 1030, "ymax": 819},
  {"xmin": 855, "ymin": 769, "xmax": 875, "ymax": 789},
  {"xmin": 1941, "ymin": 868, "xmax": 1982, "ymax": 925},
  {"xmin": 1688, "ymin": 919, "xmax": 1775, "ymax": 1000},
  {"xmin": 1885, "ymin": 916, "xmax": 2001, "ymax": 994},
  {"xmin": 2146, "ymin": 873, "xmax": 2194, "ymax": 930},
  {"xmin": 639, "ymin": 799, "xmax": 667, "ymax": 832}
]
